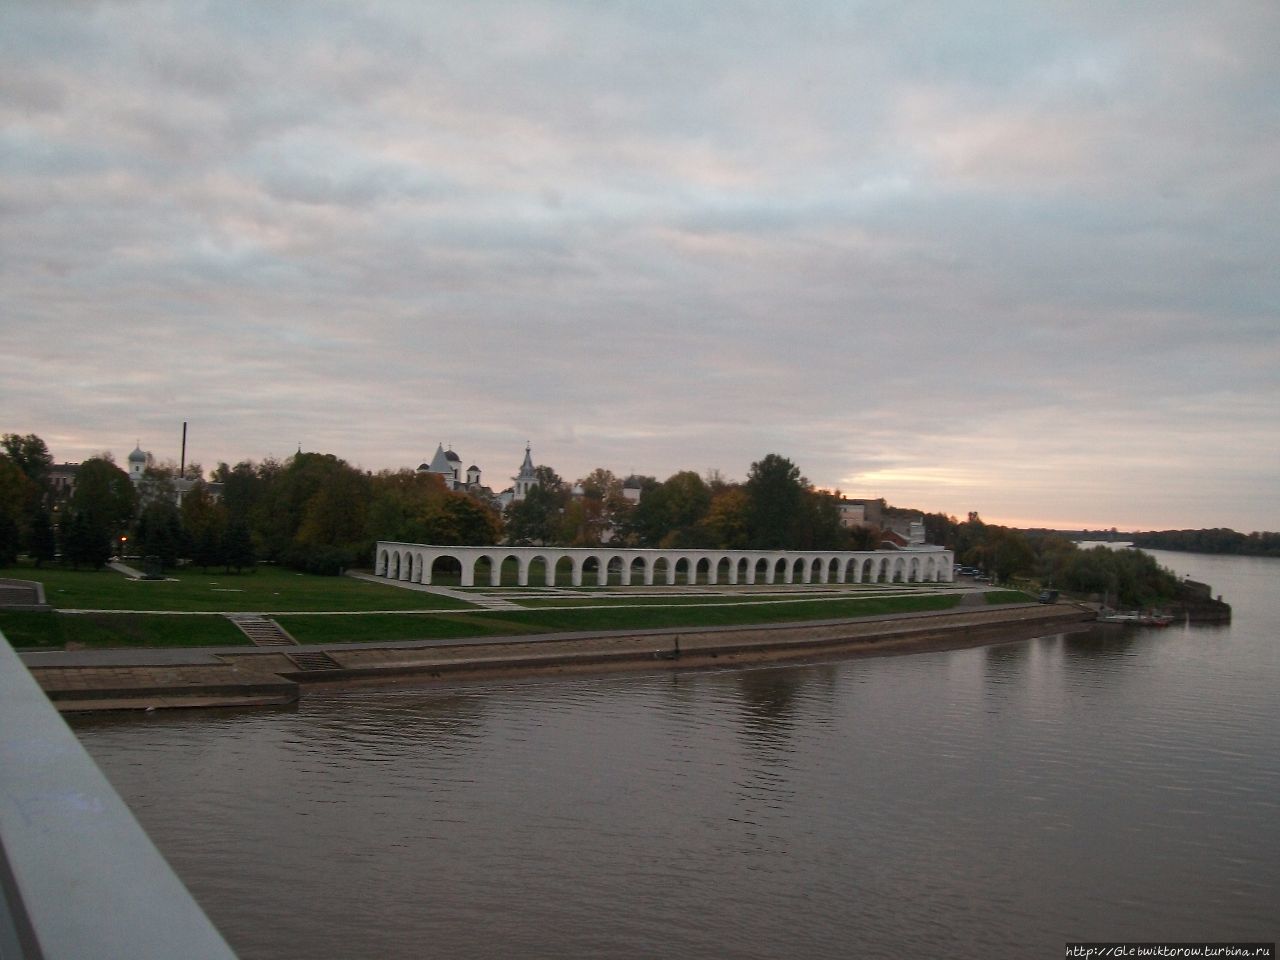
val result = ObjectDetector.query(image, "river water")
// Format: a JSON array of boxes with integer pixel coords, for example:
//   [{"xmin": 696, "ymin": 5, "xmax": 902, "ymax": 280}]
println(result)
[{"xmin": 70, "ymin": 549, "xmax": 1279, "ymax": 959}]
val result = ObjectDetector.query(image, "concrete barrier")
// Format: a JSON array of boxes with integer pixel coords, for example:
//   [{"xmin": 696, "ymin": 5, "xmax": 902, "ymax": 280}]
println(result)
[{"xmin": 0, "ymin": 630, "xmax": 238, "ymax": 959}]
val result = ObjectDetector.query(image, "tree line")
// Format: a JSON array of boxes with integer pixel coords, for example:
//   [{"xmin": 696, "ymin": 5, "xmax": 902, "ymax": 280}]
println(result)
[
  {"xmin": 0, "ymin": 430, "xmax": 1194, "ymax": 605},
  {"xmin": 1, "ymin": 435, "xmax": 878, "ymax": 575},
  {"xmin": 1129, "ymin": 528, "xmax": 1280, "ymax": 558},
  {"xmin": 505, "ymin": 453, "xmax": 881, "ymax": 553},
  {"xmin": 920, "ymin": 511, "xmax": 1181, "ymax": 606}
]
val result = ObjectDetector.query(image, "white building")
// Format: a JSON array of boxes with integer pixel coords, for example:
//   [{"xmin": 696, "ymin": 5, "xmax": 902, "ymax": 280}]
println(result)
[
  {"xmin": 496, "ymin": 444, "xmax": 541, "ymax": 508},
  {"xmin": 417, "ymin": 444, "xmax": 479, "ymax": 491},
  {"xmin": 417, "ymin": 441, "xmax": 541, "ymax": 507}
]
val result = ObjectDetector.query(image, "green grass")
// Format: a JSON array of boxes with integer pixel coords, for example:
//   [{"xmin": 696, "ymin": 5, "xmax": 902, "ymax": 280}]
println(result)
[
  {"xmin": 984, "ymin": 590, "xmax": 1036, "ymax": 604},
  {"xmin": 0, "ymin": 561, "xmax": 470, "ymax": 613},
  {"xmin": 1, "ymin": 557, "xmax": 970, "ymax": 649},
  {"xmin": 279, "ymin": 593, "xmax": 963, "ymax": 645},
  {"xmin": 276, "ymin": 613, "xmax": 550, "ymax": 645},
  {"xmin": 0, "ymin": 611, "xmax": 250, "ymax": 649}
]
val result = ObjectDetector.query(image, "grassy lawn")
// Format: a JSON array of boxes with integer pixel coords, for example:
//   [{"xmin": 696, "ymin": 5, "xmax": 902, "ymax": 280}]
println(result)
[
  {"xmin": 276, "ymin": 613, "xmax": 550, "ymax": 645},
  {"xmin": 279, "ymin": 593, "xmax": 964, "ymax": 645},
  {"xmin": 0, "ymin": 561, "xmax": 470, "ymax": 613},
  {"xmin": 1, "ymin": 558, "xmax": 979, "ymax": 649},
  {"xmin": 0, "ymin": 611, "xmax": 250, "ymax": 649},
  {"xmin": 985, "ymin": 590, "xmax": 1036, "ymax": 604},
  {"xmin": 509, "ymin": 588, "xmax": 943, "ymax": 608}
]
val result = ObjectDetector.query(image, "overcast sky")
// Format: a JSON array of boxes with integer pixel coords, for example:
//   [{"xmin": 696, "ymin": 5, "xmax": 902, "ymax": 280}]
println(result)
[{"xmin": 3, "ymin": 1, "xmax": 1277, "ymax": 531}]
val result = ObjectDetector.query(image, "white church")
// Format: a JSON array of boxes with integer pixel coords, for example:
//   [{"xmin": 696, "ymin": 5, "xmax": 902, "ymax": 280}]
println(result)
[{"xmin": 416, "ymin": 442, "xmax": 539, "ymax": 508}]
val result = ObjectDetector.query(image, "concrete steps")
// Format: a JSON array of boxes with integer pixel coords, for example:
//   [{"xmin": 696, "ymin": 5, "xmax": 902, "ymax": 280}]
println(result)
[
  {"xmin": 284, "ymin": 650, "xmax": 343, "ymax": 672},
  {"xmin": 227, "ymin": 615, "xmax": 298, "ymax": 647}
]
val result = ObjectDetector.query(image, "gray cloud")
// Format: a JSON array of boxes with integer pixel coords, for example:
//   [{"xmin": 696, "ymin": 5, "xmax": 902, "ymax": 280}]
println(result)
[{"xmin": 2, "ymin": 1, "xmax": 1277, "ymax": 530}]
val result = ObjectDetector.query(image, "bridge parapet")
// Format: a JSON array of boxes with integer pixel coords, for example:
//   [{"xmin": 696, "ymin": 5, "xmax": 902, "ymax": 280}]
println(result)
[{"xmin": 0, "ymin": 631, "xmax": 238, "ymax": 959}]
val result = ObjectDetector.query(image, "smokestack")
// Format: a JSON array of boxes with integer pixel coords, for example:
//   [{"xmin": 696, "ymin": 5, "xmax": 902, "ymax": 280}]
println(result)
[{"xmin": 180, "ymin": 421, "xmax": 187, "ymax": 479}]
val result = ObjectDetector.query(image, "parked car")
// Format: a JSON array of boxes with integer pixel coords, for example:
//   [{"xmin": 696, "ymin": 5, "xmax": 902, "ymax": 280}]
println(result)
[{"xmin": 1038, "ymin": 590, "xmax": 1060, "ymax": 604}]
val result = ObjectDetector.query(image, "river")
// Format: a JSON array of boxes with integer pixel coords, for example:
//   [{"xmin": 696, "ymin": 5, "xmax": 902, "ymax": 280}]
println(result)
[{"xmin": 69, "ymin": 549, "xmax": 1279, "ymax": 959}]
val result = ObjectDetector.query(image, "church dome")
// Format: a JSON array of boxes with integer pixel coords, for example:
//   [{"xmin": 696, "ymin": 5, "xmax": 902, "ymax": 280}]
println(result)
[{"xmin": 128, "ymin": 445, "xmax": 146, "ymax": 463}]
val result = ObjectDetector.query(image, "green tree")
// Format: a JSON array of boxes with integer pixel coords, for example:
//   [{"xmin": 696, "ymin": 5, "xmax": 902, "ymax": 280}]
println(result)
[
  {"xmin": 65, "ymin": 457, "xmax": 137, "ymax": 565},
  {"xmin": 577, "ymin": 467, "xmax": 619, "ymax": 501},
  {"xmin": 0, "ymin": 457, "xmax": 32, "ymax": 564},
  {"xmin": 559, "ymin": 497, "xmax": 598, "ymax": 546},
  {"xmin": 795, "ymin": 488, "xmax": 845, "ymax": 550},
  {"xmin": 30, "ymin": 506, "xmax": 56, "ymax": 566},
  {"xmin": 71, "ymin": 458, "xmax": 137, "ymax": 537},
  {"xmin": 134, "ymin": 497, "xmax": 185, "ymax": 575},
  {"xmin": 1, "ymin": 433, "xmax": 53, "ymax": 504},
  {"xmin": 223, "ymin": 517, "xmax": 256, "ymax": 573},
  {"xmin": 0, "ymin": 510, "xmax": 17, "ymax": 566},
  {"xmin": 60, "ymin": 509, "xmax": 112, "ymax": 570},
  {"xmin": 744, "ymin": 454, "xmax": 806, "ymax": 549},
  {"xmin": 505, "ymin": 483, "xmax": 562, "ymax": 545},
  {"xmin": 181, "ymin": 481, "xmax": 228, "ymax": 572},
  {"xmin": 625, "ymin": 471, "xmax": 712, "ymax": 547},
  {"xmin": 615, "ymin": 476, "xmax": 659, "ymax": 545},
  {"xmin": 259, "ymin": 452, "xmax": 369, "ymax": 571},
  {"xmin": 213, "ymin": 460, "xmax": 266, "ymax": 523},
  {"xmin": 1, "ymin": 433, "xmax": 54, "ymax": 556},
  {"xmin": 504, "ymin": 464, "xmax": 569, "ymax": 546},
  {"xmin": 981, "ymin": 527, "xmax": 1035, "ymax": 583},
  {"xmin": 368, "ymin": 470, "xmax": 451, "ymax": 544},
  {"xmin": 429, "ymin": 494, "xmax": 503, "ymax": 545},
  {"xmin": 294, "ymin": 466, "xmax": 370, "ymax": 553}
]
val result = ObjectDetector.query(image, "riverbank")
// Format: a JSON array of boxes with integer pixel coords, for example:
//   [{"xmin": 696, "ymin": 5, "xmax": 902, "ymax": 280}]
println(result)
[{"xmin": 18, "ymin": 602, "xmax": 1094, "ymax": 712}]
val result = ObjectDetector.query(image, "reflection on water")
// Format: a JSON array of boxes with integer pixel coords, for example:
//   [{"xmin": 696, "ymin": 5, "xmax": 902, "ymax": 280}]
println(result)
[{"xmin": 72, "ymin": 552, "xmax": 1280, "ymax": 960}]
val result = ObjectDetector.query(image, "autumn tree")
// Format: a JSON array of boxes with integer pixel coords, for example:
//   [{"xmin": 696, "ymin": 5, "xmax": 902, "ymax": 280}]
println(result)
[
  {"xmin": 368, "ymin": 470, "xmax": 449, "ymax": 544},
  {"xmin": 1, "ymin": 433, "xmax": 53, "ymax": 555},
  {"xmin": 569, "ymin": 468, "xmax": 631, "ymax": 545},
  {"xmin": 0, "ymin": 457, "xmax": 32, "ymax": 565},
  {"xmin": 1, "ymin": 433, "xmax": 52, "ymax": 503},
  {"xmin": 699, "ymin": 486, "xmax": 750, "ymax": 548},
  {"xmin": 369, "ymin": 470, "xmax": 501, "ymax": 547},
  {"xmin": 429, "ymin": 494, "xmax": 502, "ymax": 545}
]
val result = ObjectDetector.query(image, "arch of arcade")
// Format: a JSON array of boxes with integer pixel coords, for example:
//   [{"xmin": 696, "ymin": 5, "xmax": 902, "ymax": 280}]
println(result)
[{"xmin": 374, "ymin": 542, "xmax": 954, "ymax": 588}]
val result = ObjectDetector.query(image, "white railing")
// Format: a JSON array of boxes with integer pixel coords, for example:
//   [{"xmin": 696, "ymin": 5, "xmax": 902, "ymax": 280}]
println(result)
[{"xmin": 0, "ymin": 632, "xmax": 238, "ymax": 959}]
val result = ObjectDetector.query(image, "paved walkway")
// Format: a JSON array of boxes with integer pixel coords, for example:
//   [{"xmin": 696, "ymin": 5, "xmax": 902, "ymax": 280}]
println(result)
[
  {"xmin": 15, "ymin": 601, "xmax": 1095, "ymax": 711},
  {"xmin": 346, "ymin": 571, "xmax": 521, "ymax": 609},
  {"xmin": 16, "ymin": 600, "xmax": 1082, "ymax": 668}
]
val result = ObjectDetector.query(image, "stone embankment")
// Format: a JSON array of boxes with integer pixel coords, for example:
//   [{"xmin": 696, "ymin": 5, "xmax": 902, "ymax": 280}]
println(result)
[
  {"xmin": 1170, "ymin": 579, "xmax": 1233, "ymax": 623},
  {"xmin": 20, "ymin": 602, "xmax": 1095, "ymax": 712}
]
